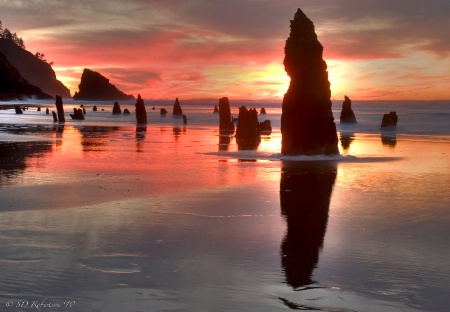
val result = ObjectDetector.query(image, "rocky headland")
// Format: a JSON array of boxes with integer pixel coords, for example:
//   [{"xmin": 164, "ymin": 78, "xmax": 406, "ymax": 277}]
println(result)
[
  {"xmin": 0, "ymin": 51, "xmax": 53, "ymax": 101},
  {"xmin": 0, "ymin": 38, "xmax": 70, "ymax": 98}
]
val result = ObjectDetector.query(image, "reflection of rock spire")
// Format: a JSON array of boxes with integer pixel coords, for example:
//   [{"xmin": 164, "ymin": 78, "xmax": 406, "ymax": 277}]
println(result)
[
  {"xmin": 280, "ymin": 161, "xmax": 337, "ymax": 288},
  {"xmin": 281, "ymin": 8, "xmax": 339, "ymax": 155}
]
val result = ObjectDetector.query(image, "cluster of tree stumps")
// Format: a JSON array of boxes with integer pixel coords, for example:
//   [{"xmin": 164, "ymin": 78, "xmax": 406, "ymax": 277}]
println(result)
[{"xmin": 215, "ymin": 97, "xmax": 273, "ymax": 150}]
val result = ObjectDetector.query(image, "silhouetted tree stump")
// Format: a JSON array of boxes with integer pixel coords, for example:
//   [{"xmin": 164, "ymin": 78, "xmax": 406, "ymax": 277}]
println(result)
[
  {"xmin": 173, "ymin": 98, "xmax": 183, "ymax": 117},
  {"xmin": 236, "ymin": 106, "xmax": 261, "ymax": 149},
  {"xmin": 112, "ymin": 101, "xmax": 122, "ymax": 115},
  {"xmin": 260, "ymin": 120, "xmax": 272, "ymax": 135},
  {"xmin": 380, "ymin": 112, "xmax": 398, "ymax": 130},
  {"xmin": 135, "ymin": 94, "xmax": 147, "ymax": 124},
  {"xmin": 218, "ymin": 97, "xmax": 235, "ymax": 134},
  {"xmin": 340, "ymin": 95, "xmax": 357, "ymax": 124},
  {"xmin": 55, "ymin": 95, "xmax": 65, "ymax": 122},
  {"xmin": 70, "ymin": 108, "xmax": 85, "ymax": 120},
  {"xmin": 14, "ymin": 106, "xmax": 23, "ymax": 114}
]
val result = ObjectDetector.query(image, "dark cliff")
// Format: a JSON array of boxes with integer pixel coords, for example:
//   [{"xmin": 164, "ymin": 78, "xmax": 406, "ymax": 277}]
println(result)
[
  {"xmin": 0, "ymin": 38, "xmax": 70, "ymax": 98},
  {"xmin": 73, "ymin": 68, "xmax": 134, "ymax": 101},
  {"xmin": 0, "ymin": 52, "xmax": 53, "ymax": 101}
]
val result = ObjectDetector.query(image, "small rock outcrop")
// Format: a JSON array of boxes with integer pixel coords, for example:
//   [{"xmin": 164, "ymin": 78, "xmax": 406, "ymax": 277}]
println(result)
[
  {"xmin": 340, "ymin": 95, "xmax": 357, "ymax": 124},
  {"xmin": 236, "ymin": 106, "xmax": 261, "ymax": 149},
  {"xmin": 55, "ymin": 95, "xmax": 65, "ymax": 122},
  {"xmin": 135, "ymin": 94, "xmax": 147, "ymax": 124},
  {"xmin": 70, "ymin": 108, "xmax": 85, "ymax": 120},
  {"xmin": 112, "ymin": 101, "xmax": 122, "ymax": 115},
  {"xmin": 213, "ymin": 105, "xmax": 219, "ymax": 113},
  {"xmin": 0, "ymin": 51, "xmax": 53, "ymax": 101},
  {"xmin": 46, "ymin": 108, "xmax": 49, "ymax": 115},
  {"xmin": 173, "ymin": 98, "xmax": 183, "ymax": 117},
  {"xmin": 380, "ymin": 112, "xmax": 398, "ymax": 130},
  {"xmin": 73, "ymin": 68, "xmax": 134, "ymax": 101},
  {"xmin": 218, "ymin": 97, "xmax": 235, "ymax": 133},
  {"xmin": 93, "ymin": 105, "xmax": 98, "ymax": 112},
  {"xmin": 281, "ymin": 8, "xmax": 339, "ymax": 155},
  {"xmin": 160, "ymin": 108, "xmax": 168, "ymax": 116},
  {"xmin": 123, "ymin": 108, "xmax": 130, "ymax": 115},
  {"xmin": 260, "ymin": 107, "xmax": 267, "ymax": 114}
]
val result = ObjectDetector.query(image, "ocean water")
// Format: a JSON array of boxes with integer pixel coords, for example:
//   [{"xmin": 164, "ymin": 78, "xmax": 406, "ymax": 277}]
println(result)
[{"xmin": 0, "ymin": 99, "xmax": 449, "ymax": 312}]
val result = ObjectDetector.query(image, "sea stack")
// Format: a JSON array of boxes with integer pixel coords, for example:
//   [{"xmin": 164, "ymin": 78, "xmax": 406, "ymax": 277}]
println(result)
[
  {"xmin": 73, "ymin": 68, "xmax": 134, "ymax": 101},
  {"xmin": 281, "ymin": 8, "xmax": 339, "ymax": 155},
  {"xmin": 218, "ymin": 97, "xmax": 235, "ymax": 133},
  {"xmin": 173, "ymin": 98, "xmax": 183, "ymax": 117},
  {"xmin": 55, "ymin": 95, "xmax": 65, "ymax": 122},
  {"xmin": 340, "ymin": 95, "xmax": 357, "ymax": 124},
  {"xmin": 135, "ymin": 94, "xmax": 147, "ymax": 124}
]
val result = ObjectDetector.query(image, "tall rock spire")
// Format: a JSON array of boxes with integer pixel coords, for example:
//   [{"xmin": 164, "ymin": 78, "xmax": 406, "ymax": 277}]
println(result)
[{"xmin": 281, "ymin": 8, "xmax": 339, "ymax": 155}]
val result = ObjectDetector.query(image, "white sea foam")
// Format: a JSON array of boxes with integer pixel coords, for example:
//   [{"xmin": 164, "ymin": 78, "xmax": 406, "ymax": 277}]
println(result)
[{"xmin": 201, "ymin": 151, "xmax": 400, "ymax": 163}]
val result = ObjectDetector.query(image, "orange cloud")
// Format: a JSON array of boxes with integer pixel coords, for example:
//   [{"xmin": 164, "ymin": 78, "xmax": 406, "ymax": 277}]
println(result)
[{"xmin": 2, "ymin": 0, "xmax": 450, "ymax": 100}]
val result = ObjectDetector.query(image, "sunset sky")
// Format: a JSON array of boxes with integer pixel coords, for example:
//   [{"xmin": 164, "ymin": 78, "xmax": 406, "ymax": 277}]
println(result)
[{"xmin": 1, "ymin": 0, "xmax": 449, "ymax": 100}]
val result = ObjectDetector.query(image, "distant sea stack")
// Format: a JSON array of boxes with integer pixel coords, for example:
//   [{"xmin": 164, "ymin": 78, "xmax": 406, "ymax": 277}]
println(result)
[
  {"xmin": 0, "ymin": 51, "xmax": 53, "ymax": 101},
  {"xmin": 0, "ymin": 38, "xmax": 71, "ymax": 98},
  {"xmin": 281, "ymin": 8, "xmax": 339, "ymax": 155},
  {"xmin": 135, "ymin": 94, "xmax": 147, "ymax": 124},
  {"xmin": 173, "ymin": 98, "xmax": 183, "ymax": 117},
  {"xmin": 218, "ymin": 97, "xmax": 235, "ymax": 133},
  {"xmin": 340, "ymin": 95, "xmax": 357, "ymax": 124},
  {"xmin": 73, "ymin": 68, "xmax": 135, "ymax": 101}
]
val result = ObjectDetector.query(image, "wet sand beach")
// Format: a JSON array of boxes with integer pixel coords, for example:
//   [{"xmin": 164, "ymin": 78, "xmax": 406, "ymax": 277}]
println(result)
[{"xmin": 0, "ymin": 100, "xmax": 450, "ymax": 311}]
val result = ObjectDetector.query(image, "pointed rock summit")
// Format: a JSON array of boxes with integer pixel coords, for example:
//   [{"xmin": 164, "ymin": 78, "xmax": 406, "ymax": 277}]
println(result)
[
  {"xmin": 73, "ymin": 68, "xmax": 134, "ymax": 101},
  {"xmin": 281, "ymin": 8, "xmax": 339, "ymax": 155}
]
